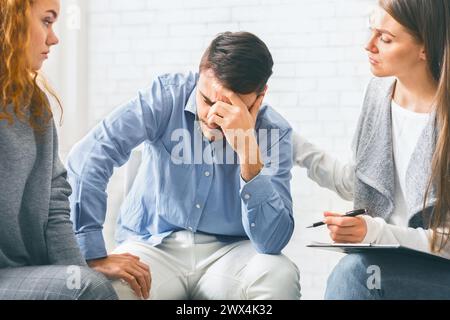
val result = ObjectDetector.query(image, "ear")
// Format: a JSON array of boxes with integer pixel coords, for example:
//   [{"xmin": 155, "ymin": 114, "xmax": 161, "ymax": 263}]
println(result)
[
  {"xmin": 256, "ymin": 85, "xmax": 268, "ymax": 104},
  {"xmin": 419, "ymin": 47, "xmax": 427, "ymax": 61},
  {"xmin": 249, "ymin": 86, "xmax": 268, "ymax": 119},
  {"xmin": 262, "ymin": 85, "xmax": 268, "ymax": 96}
]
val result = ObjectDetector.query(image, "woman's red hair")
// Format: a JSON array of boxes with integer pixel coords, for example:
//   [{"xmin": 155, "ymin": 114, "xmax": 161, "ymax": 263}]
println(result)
[{"xmin": 0, "ymin": 0, "xmax": 61, "ymax": 129}]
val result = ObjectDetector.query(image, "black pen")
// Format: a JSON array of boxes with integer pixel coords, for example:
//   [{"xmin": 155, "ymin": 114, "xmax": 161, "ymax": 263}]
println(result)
[{"xmin": 306, "ymin": 209, "xmax": 367, "ymax": 229}]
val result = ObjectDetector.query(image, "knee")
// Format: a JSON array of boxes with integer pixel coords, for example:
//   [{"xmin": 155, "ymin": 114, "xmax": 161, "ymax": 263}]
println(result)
[
  {"xmin": 110, "ymin": 278, "xmax": 141, "ymax": 300},
  {"xmin": 244, "ymin": 254, "xmax": 301, "ymax": 300},
  {"xmin": 76, "ymin": 267, "xmax": 118, "ymax": 300},
  {"xmin": 328, "ymin": 254, "xmax": 370, "ymax": 282},
  {"xmin": 325, "ymin": 254, "xmax": 378, "ymax": 300}
]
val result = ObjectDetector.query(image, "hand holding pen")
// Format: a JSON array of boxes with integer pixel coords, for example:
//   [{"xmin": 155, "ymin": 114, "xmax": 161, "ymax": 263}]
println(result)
[{"xmin": 307, "ymin": 209, "xmax": 368, "ymax": 244}]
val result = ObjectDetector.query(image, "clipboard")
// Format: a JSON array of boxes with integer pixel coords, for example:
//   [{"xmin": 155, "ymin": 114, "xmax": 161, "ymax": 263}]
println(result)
[{"xmin": 307, "ymin": 242, "xmax": 450, "ymax": 264}]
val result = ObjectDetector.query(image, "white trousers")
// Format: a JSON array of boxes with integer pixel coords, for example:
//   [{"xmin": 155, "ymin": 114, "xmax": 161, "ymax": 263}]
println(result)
[{"xmin": 111, "ymin": 231, "xmax": 301, "ymax": 300}]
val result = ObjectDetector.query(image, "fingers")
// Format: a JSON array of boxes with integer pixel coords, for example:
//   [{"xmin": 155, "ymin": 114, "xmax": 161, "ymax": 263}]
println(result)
[
  {"xmin": 325, "ymin": 216, "xmax": 367, "ymax": 244},
  {"xmin": 327, "ymin": 224, "xmax": 355, "ymax": 236},
  {"xmin": 136, "ymin": 263, "xmax": 152, "ymax": 298},
  {"xmin": 207, "ymin": 102, "xmax": 232, "ymax": 119},
  {"xmin": 213, "ymin": 83, "xmax": 247, "ymax": 109},
  {"xmin": 207, "ymin": 114, "xmax": 225, "ymax": 128},
  {"xmin": 329, "ymin": 234, "xmax": 361, "ymax": 244},
  {"xmin": 125, "ymin": 264, "xmax": 150, "ymax": 300},
  {"xmin": 122, "ymin": 253, "xmax": 140, "ymax": 260},
  {"xmin": 323, "ymin": 212, "xmax": 361, "ymax": 243},
  {"xmin": 89, "ymin": 253, "xmax": 152, "ymax": 300},
  {"xmin": 136, "ymin": 260, "xmax": 150, "ymax": 272},
  {"xmin": 323, "ymin": 211, "xmax": 343, "ymax": 217},
  {"xmin": 114, "ymin": 253, "xmax": 151, "ymax": 299},
  {"xmin": 124, "ymin": 254, "xmax": 150, "ymax": 272},
  {"xmin": 206, "ymin": 102, "xmax": 228, "ymax": 129},
  {"xmin": 121, "ymin": 272, "xmax": 144, "ymax": 299},
  {"xmin": 323, "ymin": 216, "xmax": 359, "ymax": 227}
]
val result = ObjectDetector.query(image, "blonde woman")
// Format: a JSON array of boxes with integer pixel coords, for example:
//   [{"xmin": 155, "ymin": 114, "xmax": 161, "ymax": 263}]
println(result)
[
  {"xmin": 295, "ymin": 0, "xmax": 450, "ymax": 299},
  {"xmin": 0, "ymin": 0, "xmax": 117, "ymax": 299}
]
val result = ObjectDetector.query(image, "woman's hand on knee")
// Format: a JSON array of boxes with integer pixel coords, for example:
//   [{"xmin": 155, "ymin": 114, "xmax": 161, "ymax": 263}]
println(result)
[
  {"xmin": 87, "ymin": 253, "xmax": 151, "ymax": 300},
  {"xmin": 323, "ymin": 211, "xmax": 367, "ymax": 243}
]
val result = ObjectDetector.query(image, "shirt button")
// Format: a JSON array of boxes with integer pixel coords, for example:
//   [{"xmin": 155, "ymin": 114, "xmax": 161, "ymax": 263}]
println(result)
[
  {"xmin": 204, "ymin": 171, "xmax": 211, "ymax": 177},
  {"xmin": 196, "ymin": 204, "xmax": 201, "ymax": 209},
  {"xmin": 251, "ymin": 223, "xmax": 256, "ymax": 228},
  {"xmin": 244, "ymin": 194, "xmax": 251, "ymax": 200},
  {"xmin": 188, "ymin": 227, "xmax": 193, "ymax": 231}
]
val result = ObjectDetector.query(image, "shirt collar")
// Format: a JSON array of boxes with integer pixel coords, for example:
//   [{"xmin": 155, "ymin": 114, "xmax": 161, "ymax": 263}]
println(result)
[{"xmin": 185, "ymin": 85, "xmax": 198, "ymax": 116}]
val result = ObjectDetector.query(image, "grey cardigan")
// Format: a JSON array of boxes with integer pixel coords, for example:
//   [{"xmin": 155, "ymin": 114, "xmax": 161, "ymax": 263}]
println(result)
[
  {"xmin": 0, "ymin": 114, "xmax": 85, "ymax": 268},
  {"xmin": 295, "ymin": 77, "xmax": 437, "ymax": 228},
  {"xmin": 353, "ymin": 77, "xmax": 436, "ymax": 227}
]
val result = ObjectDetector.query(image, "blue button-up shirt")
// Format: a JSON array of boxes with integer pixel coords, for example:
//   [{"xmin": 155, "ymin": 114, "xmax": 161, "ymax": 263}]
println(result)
[{"xmin": 67, "ymin": 72, "xmax": 294, "ymax": 260}]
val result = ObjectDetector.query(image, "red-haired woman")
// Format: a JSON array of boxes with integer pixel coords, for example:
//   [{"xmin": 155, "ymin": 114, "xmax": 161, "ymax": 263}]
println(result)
[{"xmin": 0, "ymin": 0, "xmax": 117, "ymax": 300}]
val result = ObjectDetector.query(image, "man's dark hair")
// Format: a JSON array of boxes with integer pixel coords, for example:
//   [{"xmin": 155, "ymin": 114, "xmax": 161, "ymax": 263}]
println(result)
[{"xmin": 200, "ymin": 32, "xmax": 274, "ymax": 94}]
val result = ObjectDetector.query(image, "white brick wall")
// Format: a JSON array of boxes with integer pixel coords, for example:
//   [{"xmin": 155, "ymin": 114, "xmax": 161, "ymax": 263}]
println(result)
[{"xmin": 82, "ymin": 0, "xmax": 376, "ymax": 300}]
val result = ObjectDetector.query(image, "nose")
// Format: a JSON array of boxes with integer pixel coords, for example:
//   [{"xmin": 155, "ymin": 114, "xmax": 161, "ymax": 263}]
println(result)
[
  {"xmin": 47, "ymin": 29, "xmax": 59, "ymax": 47},
  {"xmin": 365, "ymin": 33, "xmax": 378, "ymax": 54}
]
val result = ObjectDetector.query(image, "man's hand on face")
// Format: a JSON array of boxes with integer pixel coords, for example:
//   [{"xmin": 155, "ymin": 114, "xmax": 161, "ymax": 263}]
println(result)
[
  {"xmin": 206, "ymin": 83, "xmax": 264, "ymax": 158},
  {"xmin": 206, "ymin": 83, "xmax": 266, "ymax": 182}
]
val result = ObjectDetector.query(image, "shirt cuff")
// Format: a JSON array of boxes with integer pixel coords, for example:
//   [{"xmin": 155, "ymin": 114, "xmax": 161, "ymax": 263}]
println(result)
[
  {"xmin": 240, "ymin": 173, "xmax": 275, "ymax": 208},
  {"xmin": 361, "ymin": 215, "xmax": 385, "ymax": 244},
  {"xmin": 75, "ymin": 230, "xmax": 108, "ymax": 261}
]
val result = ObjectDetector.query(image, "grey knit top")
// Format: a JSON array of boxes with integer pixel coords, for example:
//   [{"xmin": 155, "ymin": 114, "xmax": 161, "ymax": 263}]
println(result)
[{"xmin": 0, "ymin": 113, "xmax": 85, "ymax": 268}]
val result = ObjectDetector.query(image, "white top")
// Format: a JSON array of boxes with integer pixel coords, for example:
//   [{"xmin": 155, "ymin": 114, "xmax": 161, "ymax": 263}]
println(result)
[{"xmin": 390, "ymin": 100, "xmax": 430, "ymax": 227}]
